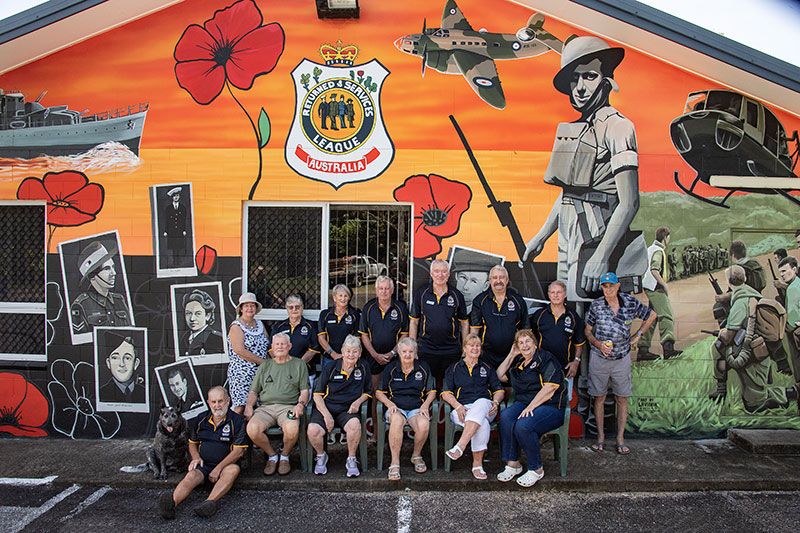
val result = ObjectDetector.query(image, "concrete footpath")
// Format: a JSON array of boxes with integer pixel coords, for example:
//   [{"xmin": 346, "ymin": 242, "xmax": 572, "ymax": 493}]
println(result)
[{"xmin": 1, "ymin": 430, "xmax": 799, "ymax": 493}]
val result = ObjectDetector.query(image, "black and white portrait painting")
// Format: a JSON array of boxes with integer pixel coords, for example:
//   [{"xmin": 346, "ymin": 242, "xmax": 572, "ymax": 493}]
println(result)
[
  {"xmin": 151, "ymin": 183, "xmax": 197, "ymax": 278},
  {"xmin": 94, "ymin": 327, "xmax": 148, "ymax": 413},
  {"xmin": 154, "ymin": 359, "xmax": 205, "ymax": 420},
  {"xmin": 59, "ymin": 230, "xmax": 134, "ymax": 345},
  {"xmin": 171, "ymin": 281, "xmax": 228, "ymax": 365},
  {"xmin": 447, "ymin": 245, "xmax": 505, "ymax": 313}
]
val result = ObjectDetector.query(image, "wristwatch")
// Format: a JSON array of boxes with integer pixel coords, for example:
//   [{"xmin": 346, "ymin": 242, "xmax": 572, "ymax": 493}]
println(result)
[{"xmin": 574, "ymin": 357, "xmax": 581, "ymax": 363}]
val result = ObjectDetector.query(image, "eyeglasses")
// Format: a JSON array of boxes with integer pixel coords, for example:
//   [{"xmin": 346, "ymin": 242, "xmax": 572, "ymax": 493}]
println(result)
[{"xmin": 287, "ymin": 305, "xmax": 302, "ymax": 310}]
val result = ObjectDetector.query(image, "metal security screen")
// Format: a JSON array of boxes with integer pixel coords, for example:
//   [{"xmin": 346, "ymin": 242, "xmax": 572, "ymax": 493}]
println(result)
[
  {"xmin": 247, "ymin": 205, "xmax": 323, "ymax": 312},
  {"xmin": 0, "ymin": 202, "xmax": 46, "ymax": 363}
]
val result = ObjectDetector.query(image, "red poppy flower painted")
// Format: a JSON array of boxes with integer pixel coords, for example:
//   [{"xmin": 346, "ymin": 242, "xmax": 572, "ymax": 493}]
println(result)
[
  {"xmin": 394, "ymin": 174, "xmax": 472, "ymax": 259},
  {"xmin": 0, "ymin": 373, "xmax": 49, "ymax": 437},
  {"xmin": 174, "ymin": 0, "xmax": 285, "ymax": 105},
  {"xmin": 16, "ymin": 171, "xmax": 104, "ymax": 227}
]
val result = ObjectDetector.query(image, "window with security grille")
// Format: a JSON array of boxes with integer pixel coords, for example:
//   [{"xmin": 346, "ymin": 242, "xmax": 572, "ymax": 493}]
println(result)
[
  {"xmin": 245, "ymin": 203, "xmax": 412, "ymax": 319},
  {"xmin": 0, "ymin": 202, "xmax": 47, "ymax": 363}
]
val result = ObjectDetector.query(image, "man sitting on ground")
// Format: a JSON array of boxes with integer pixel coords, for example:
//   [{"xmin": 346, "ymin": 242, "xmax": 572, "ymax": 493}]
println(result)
[{"xmin": 158, "ymin": 386, "xmax": 247, "ymax": 520}]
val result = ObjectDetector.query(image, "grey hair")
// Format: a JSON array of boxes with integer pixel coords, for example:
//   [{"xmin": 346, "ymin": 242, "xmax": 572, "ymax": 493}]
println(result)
[
  {"xmin": 207, "ymin": 385, "xmax": 229, "ymax": 399},
  {"xmin": 375, "ymin": 275, "xmax": 394, "ymax": 290},
  {"xmin": 726, "ymin": 265, "xmax": 746, "ymax": 287},
  {"xmin": 396, "ymin": 337, "xmax": 417, "ymax": 352},
  {"xmin": 285, "ymin": 294, "xmax": 303, "ymax": 308},
  {"xmin": 429, "ymin": 259, "xmax": 449, "ymax": 273},
  {"xmin": 489, "ymin": 264, "xmax": 508, "ymax": 277},
  {"xmin": 332, "ymin": 284, "xmax": 352, "ymax": 298},
  {"xmin": 548, "ymin": 280, "xmax": 567, "ymax": 292},
  {"xmin": 272, "ymin": 332, "xmax": 291, "ymax": 345},
  {"xmin": 341, "ymin": 334, "xmax": 362, "ymax": 353}
]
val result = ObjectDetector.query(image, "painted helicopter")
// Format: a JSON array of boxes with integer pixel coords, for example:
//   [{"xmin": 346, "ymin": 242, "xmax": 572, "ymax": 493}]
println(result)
[
  {"xmin": 393, "ymin": 0, "xmax": 562, "ymax": 109},
  {"xmin": 671, "ymin": 89, "xmax": 800, "ymax": 208}
]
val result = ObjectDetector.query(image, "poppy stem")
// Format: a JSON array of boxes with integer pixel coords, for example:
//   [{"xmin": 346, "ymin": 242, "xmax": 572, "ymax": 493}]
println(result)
[
  {"xmin": 47, "ymin": 225, "xmax": 56, "ymax": 254},
  {"xmin": 225, "ymin": 81, "xmax": 263, "ymax": 200}
]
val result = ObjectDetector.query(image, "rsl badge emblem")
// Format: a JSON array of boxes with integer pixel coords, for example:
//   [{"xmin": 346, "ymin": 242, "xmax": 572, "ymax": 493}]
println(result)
[{"xmin": 286, "ymin": 41, "xmax": 394, "ymax": 189}]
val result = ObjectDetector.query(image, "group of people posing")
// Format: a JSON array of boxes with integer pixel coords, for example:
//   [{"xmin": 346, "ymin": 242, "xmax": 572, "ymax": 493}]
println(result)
[{"xmin": 159, "ymin": 259, "xmax": 658, "ymax": 520}]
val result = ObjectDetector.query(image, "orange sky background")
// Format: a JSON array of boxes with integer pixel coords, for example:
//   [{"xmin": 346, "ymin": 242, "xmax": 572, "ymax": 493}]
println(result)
[{"xmin": 1, "ymin": 0, "xmax": 798, "ymax": 260}]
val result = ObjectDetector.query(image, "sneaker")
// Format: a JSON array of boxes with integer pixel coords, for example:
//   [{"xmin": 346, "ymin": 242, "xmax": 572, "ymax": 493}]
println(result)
[
  {"xmin": 496, "ymin": 465, "xmax": 523, "ymax": 482},
  {"xmin": 314, "ymin": 452, "xmax": 328, "ymax": 475},
  {"xmin": 516, "ymin": 469, "xmax": 544, "ymax": 487},
  {"xmin": 345, "ymin": 456, "xmax": 360, "ymax": 478},
  {"xmin": 158, "ymin": 492, "xmax": 175, "ymax": 520},
  {"xmin": 193, "ymin": 499, "xmax": 217, "ymax": 518}
]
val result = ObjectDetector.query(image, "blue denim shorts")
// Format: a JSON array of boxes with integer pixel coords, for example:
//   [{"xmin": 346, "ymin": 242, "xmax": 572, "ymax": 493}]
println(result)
[{"xmin": 385, "ymin": 407, "xmax": 420, "ymax": 423}]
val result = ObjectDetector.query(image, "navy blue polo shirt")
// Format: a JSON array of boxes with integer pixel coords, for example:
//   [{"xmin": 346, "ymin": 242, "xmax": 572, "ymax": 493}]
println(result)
[
  {"xmin": 378, "ymin": 359, "xmax": 435, "ymax": 411},
  {"xmin": 410, "ymin": 283, "xmax": 468, "ymax": 357},
  {"xmin": 318, "ymin": 306, "xmax": 361, "ymax": 353},
  {"xmin": 271, "ymin": 318, "xmax": 320, "ymax": 359},
  {"xmin": 188, "ymin": 409, "xmax": 248, "ymax": 466},
  {"xmin": 314, "ymin": 358, "xmax": 372, "ymax": 412},
  {"xmin": 441, "ymin": 359, "xmax": 503, "ymax": 405},
  {"xmin": 530, "ymin": 304, "xmax": 586, "ymax": 368},
  {"xmin": 358, "ymin": 297, "xmax": 409, "ymax": 353},
  {"xmin": 505, "ymin": 349, "xmax": 566, "ymax": 409},
  {"xmin": 470, "ymin": 288, "xmax": 528, "ymax": 367}
]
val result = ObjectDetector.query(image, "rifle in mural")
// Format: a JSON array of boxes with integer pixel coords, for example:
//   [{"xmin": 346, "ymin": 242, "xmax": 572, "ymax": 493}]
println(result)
[
  {"xmin": 768, "ymin": 258, "xmax": 778, "ymax": 281},
  {"xmin": 448, "ymin": 114, "xmax": 544, "ymax": 300},
  {"xmin": 708, "ymin": 269, "xmax": 730, "ymax": 327}
]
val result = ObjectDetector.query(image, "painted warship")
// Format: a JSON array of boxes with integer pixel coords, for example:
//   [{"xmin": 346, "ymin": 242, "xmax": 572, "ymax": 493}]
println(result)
[{"xmin": 0, "ymin": 89, "xmax": 148, "ymax": 159}]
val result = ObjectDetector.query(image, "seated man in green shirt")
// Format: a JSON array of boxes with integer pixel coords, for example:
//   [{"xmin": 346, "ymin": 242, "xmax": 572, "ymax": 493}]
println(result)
[{"xmin": 245, "ymin": 332, "xmax": 310, "ymax": 476}]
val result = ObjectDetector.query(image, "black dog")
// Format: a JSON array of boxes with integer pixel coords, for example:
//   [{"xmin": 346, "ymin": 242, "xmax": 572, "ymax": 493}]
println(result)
[{"xmin": 146, "ymin": 402, "xmax": 190, "ymax": 480}]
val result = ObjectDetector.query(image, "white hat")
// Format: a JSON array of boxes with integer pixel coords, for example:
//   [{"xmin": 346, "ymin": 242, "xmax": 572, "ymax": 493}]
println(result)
[{"xmin": 236, "ymin": 292, "xmax": 263, "ymax": 315}]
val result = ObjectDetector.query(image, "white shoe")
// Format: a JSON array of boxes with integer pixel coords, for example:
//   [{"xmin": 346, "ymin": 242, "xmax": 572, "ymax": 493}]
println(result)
[
  {"xmin": 496, "ymin": 465, "xmax": 523, "ymax": 482},
  {"xmin": 314, "ymin": 452, "xmax": 328, "ymax": 475},
  {"xmin": 516, "ymin": 469, "xmax": 544, "ymax": 487}
]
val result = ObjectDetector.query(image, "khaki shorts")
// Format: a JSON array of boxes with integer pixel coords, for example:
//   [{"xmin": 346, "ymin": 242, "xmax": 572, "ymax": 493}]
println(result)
[
  {"xmin": 252, "ymin": 403, "xmax": 295, "ymax": 428},
  {"xmin": 588, "ymin": 354, "xmax": 632, "ymax": 398}
]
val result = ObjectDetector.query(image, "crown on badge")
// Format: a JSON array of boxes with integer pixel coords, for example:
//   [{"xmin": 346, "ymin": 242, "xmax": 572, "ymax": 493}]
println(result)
[{"xmin": 319, "ymin": 40, "xmax": 359, "ymax": 66}]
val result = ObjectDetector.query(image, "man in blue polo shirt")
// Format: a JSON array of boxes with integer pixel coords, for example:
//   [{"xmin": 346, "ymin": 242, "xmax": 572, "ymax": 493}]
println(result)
[
  {"xmin": 470, "ymin": 265, "xmax": 528, "ymax": 369},
  {"xmin": 530, "ymin": 280, "xmax": 586, "ymax": 388},
  {"xmin": 360, "ymin": 275, "xmax": 409, "ymax": 436},
  {"xmin": 158, "ymin": 386, "xmax": 248, "ymax": 520},
  {"xmin": 584, "ymin": 272, "xmax": 656, "ymax": 455},
  {"xmin": 410, "ymin": 259, "xmax": 469, "ymax": 382}
]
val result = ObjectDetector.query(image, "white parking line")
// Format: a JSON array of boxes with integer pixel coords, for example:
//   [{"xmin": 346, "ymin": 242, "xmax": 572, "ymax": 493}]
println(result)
[
  {"xmin": 60, "ymin": 486, "xmax": 111, "ymax": 522},
  {"xmin": 396, "ymin": 495, "xmax": 412, "ymax": 533},
  {"xmin": 0, "ymin": 475, "xmax": 58, "ymax": 486},
  {"xmin": 3, "ymin": 484, "xmax": 80, "ymax": 533}
]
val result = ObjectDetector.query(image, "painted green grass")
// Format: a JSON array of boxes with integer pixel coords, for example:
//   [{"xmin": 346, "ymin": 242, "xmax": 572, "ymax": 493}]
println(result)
[{"xmin": 628, "ymin": 336, "xmax": 800, "ymax": 436}]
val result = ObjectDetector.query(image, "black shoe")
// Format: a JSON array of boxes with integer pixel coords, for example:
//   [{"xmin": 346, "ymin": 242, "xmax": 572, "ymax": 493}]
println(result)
[
  {"xmin": 708, "ymin": 381, "xmax": 727, "ymax": 401},
  {"xmin": 636, "ymin": 348, "xmax": 660, "ymax": 361},
  {"xmin": 158, "ymin": 492, "xmax": 175, "ymax": 520},
  {"xmin": 662, "ymin": 340, "xmax": 682, "ymax": 360},
  {"xmin": 194, "ymin": 499, "xmax": 217, "ymax": 518}
]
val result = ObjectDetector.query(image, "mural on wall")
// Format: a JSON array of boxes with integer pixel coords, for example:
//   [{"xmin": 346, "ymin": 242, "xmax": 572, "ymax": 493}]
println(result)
[
  {"xmin": 16, "ymin": 170, "xmax": 104, "ymax": 252},
  {"xmin": 671, "ymin": 89, "xmax": 800, "ymax": 208},
  {"xmin": 173, "ymin": 0, "xmax": 285, "ymax": 200},
  {"xmin": 0, "ymin": 373, "xmax": 48, "ymax": 437},
  {"xmin": 94, "ymin": 327, "xmax": 149, "ymax": 413},
  {"xmin": 58, "ymin": 231, "xmax": 134, "ymax": 345},
  {"xmin": 171, "ymin": 281, "xmax": 229, "ymax": 365},
  {"xmin": 151, "ymin": 183, "xmax": 197, "ymax": 277},
  {"xmin": 285, "ymin": 42, "xmax": 394, "ymax": 189},
  {"xmin": 394, "ymin": 0, "xmax": 562, "ymax": 109},
  {"xmin": 154, "ymin": 359, "xmax": 205, "ymax": 419},
  {"xmin": 1, "ymin": 0, "xmax": 800, "ymax": 442},
  {"xmin": 447, "ymin": 245, "xmax": 504, "ymax": 313},
  {"xmin": 0, "ymin": 88, "xmax": 148, "ymax": 160}
]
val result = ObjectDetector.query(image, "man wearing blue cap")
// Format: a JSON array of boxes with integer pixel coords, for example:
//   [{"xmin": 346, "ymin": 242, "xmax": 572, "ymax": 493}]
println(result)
[{"xmin": 584, "ymin": 272, "xmax": 656, "ymax": 454}]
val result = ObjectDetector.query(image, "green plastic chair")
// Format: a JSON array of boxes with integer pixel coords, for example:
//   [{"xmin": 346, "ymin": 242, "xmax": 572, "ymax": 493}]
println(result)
[
  {"xmin": 246, "ymin": 411, "xmax": 309, "ymax": 473},
  {"xmin": 305, "ymin": 402, "xmax": 369, "ymax": 472},
  {"xmin": 442, "ymin": 400, "xmax": 502, "ymax": 472},
  {"xmin": 376, "ymin": 401, "xmax": 439, "ymax": 471}
]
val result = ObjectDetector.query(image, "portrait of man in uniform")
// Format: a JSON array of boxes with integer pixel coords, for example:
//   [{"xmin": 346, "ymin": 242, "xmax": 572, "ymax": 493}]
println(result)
[
  {"xmin": 155, "ymin": 360, "xmax": 206, "ymax": 419},
  {"xmin": 151, "ymin": 183, "xmax": 197, "ymax": 277},
  {"xmin": 447, "ymin": 246, "xmax": 505, "ymax": 313},
  {"xmin": 171, "ymin": 281, "xmax": 229, "ymax": 366},
  {"xmin": 95, "ymin": 327, "xmax": 149, "ymax": 413},
  {"xmin": 59, "ymin": 231, "xmax": 134, "ymax": 345},
  {"xmin": 522, "ymin": 36, "xmax": 647, "ymax": 302}
]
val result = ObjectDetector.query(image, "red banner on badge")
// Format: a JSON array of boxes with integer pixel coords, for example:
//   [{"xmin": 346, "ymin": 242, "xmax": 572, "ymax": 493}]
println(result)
[{"xmin": 294, "ymin": 146, "xmax": 380, "ymax": 174}]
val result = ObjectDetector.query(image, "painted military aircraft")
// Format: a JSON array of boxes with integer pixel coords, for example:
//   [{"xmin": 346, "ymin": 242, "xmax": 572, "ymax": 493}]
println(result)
[
  {"xmin": 394, "ymin": 0, "xmax": 562, "ymax": 109},
  {"xmin": 671, "ymin": 89, "xmax": 800, "ymax": 208}
]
